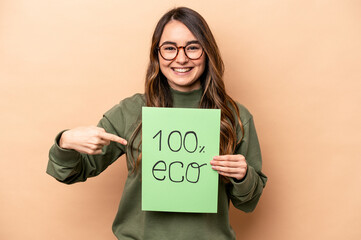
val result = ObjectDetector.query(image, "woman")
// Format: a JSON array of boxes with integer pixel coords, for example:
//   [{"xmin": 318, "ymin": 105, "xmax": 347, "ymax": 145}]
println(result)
[{"xmin": 47, "ymin": 7, "xmax": 267, "ymax": 240}]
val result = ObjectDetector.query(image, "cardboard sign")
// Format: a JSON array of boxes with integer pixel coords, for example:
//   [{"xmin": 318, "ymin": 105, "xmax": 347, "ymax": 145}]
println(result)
[{"xmin": 142, "ymin": 107, "xmax": 220, "ymax": 213}]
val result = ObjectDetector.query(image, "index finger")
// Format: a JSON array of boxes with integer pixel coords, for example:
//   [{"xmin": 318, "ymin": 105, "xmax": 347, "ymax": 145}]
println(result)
[{"xmin": 99, "ymin": 132, "xmax": 128, "ymax": 145}]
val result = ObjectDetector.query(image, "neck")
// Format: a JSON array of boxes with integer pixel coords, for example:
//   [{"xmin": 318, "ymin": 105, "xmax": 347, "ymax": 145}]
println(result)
[{"xmin": 170, "ymin": 87, "xmax": 203, "ymax": 108}]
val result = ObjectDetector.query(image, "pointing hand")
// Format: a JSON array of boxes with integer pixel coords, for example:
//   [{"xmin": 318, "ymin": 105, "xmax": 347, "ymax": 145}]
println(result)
[{"xmin": 59, "ymin": 126, "xmax": 127, "ymax": 155}]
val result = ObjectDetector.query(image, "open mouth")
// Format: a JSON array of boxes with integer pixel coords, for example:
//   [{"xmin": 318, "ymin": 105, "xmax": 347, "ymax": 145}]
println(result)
[{"xmin": 172, "ymin": 67, "xmax": 193, "ymax": 73}]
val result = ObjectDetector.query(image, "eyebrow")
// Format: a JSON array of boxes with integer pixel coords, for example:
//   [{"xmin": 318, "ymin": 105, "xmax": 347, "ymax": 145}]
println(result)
[{"xmin": 160, "ymin": 40, "xmax": 200, "ymax": 46}]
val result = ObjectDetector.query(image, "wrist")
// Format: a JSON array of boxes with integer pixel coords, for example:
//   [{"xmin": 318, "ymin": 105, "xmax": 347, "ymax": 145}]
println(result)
[
  {"xmin": 234, "ymin": 168, "xmax": 248, "ymax": 182},
  {"xmin": 59, "ymin": 130, "xmax": 70, "ymax": 149}
]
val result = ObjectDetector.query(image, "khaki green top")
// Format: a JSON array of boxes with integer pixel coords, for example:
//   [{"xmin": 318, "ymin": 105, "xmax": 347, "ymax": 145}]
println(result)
[{"xmin": 47, "ymin": 88, "xmax": 267, "ymax": 240}]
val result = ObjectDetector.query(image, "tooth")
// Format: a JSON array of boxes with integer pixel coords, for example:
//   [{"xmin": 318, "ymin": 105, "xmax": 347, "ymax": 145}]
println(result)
[{"xmin": 174, "ymin": 68, "xmax": 190, "ymax": 72}]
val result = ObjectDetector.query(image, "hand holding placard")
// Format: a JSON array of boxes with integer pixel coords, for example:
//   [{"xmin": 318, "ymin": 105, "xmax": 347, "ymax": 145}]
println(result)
[{"xmin": 211, "ymin": 154, "xmax": 248, "ymax": 181}]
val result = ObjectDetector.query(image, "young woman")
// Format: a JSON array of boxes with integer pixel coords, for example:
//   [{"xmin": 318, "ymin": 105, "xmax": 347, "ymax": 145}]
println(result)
[{"xmin": 47, "ymin": 7, "xmax": 267, "ymax": 240}]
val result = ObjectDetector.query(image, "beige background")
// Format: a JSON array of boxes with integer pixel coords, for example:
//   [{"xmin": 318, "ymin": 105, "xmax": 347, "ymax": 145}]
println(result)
[{"xmin": 1, "ymin": 0, "xmax": 360, "ymax": 239}]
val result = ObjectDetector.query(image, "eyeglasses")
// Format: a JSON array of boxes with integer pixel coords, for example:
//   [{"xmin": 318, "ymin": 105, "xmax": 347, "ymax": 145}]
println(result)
[{"xmin": 158, "ymin": 42, "xmax": 204, "ymax": 61}]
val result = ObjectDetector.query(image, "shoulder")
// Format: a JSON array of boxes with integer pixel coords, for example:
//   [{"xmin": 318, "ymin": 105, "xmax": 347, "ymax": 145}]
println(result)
[
  {"xmin": 104, "ymin": 93, "xmax": 145, "ymax": 116},
  {"xmin": 101, "ymin": 93, "xmax": 145, "ymax": 137},
  {"xmin": 231, "ymin": 101, "xmax": 259, "ymax": 144},
  {"xmin": 233, "ymin": 101, "xmax": 253, "ymax": 126},
  {"xmin": 117, "ymin": 93, "xmax": 145, "ymax": 109},
  {"xmin": 103, "ymin": 93, "xmax": 145, "ymax": 127}
]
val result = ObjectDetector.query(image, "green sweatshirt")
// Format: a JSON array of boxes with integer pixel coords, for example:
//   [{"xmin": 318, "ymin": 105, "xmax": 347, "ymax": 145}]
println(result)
[{"xmin": 47, "ymin": 88, "xmax": 267, "ymax": 240}]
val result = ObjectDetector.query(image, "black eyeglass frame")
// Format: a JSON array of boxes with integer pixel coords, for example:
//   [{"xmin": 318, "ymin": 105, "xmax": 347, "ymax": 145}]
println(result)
[{"xmin": 157, "ymin": 42, "xmax": 204, "ymax": 61}]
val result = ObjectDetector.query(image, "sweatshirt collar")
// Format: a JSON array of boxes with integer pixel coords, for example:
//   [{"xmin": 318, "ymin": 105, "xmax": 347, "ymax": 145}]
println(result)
[{"xmin": 170, "ymin": 87, "xmax": 203, "ymax": 108}]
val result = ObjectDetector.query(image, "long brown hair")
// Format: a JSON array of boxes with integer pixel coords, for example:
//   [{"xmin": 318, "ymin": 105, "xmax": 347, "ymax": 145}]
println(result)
[{"xmin": 129, "ymin": 7, "xmax": 244, "ymax": 173}]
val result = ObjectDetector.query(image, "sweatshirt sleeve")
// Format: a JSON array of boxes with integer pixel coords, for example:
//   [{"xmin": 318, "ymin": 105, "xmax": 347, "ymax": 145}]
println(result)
[
  {"xmin": 46, "ymin": 115, "xmax": 126, "ymax": 184},
  {"xmin": 226, "ymin": 112, "xmax": 268, "ymax": 212}
]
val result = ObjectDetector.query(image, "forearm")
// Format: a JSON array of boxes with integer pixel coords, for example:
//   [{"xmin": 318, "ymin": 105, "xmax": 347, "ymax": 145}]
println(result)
[
  {"xmin": 46, "ymin": 115, "xmax": 126, "ymax": 184},
  {"xmin": 226, "ymin": 111, "xmax": 268, "ymax": 212}
]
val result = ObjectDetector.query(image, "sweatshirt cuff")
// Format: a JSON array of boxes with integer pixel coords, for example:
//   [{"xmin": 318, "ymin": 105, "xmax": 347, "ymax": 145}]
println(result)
[
  {"xmin": 229, "ymin": 165, "xmax": 257, "ymax": 197},
  {"xmin": 48, "ymin": 130, "xmax": 81, "ymax": 168}
]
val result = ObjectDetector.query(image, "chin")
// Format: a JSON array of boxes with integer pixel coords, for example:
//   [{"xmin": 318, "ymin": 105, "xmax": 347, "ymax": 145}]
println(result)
[{"xmin": 168, "ymin": 79, "xmax": 201, "ymax": 91}]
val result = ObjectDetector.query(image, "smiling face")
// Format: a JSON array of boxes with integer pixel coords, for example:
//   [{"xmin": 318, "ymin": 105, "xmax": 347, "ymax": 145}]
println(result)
[{"xmin": 158, "ymin": 20, "xmax": 206, "ymax": 92}]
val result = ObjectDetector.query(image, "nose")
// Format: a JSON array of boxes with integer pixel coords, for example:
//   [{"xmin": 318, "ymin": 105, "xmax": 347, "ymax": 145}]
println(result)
[{"xmin": 175, "ymin": 47, "xmax": 189, "ymax": 64}]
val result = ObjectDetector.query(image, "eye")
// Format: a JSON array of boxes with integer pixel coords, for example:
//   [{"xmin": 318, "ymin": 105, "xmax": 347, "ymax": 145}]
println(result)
[
  {"xmin": 161, "ymin": 45, "xmax": 177, "ymax": 51},
  {"xmin": 186, "ymin": 44, "xmax": 201, "ymax": 51}
]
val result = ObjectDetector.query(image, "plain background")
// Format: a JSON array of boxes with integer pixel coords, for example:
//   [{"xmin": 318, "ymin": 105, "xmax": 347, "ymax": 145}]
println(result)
[{"xmin": 1, "ymin": 0, "xmax": 360, "ymax": 239}]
